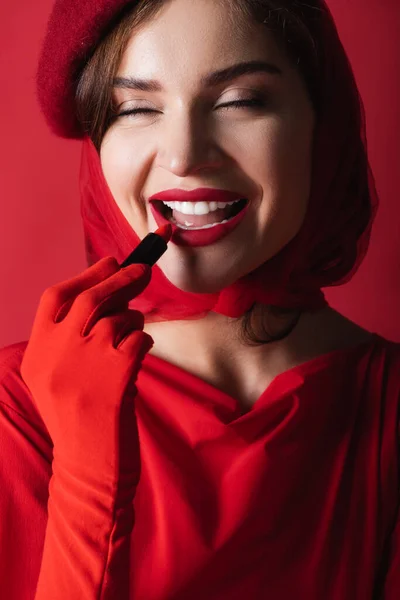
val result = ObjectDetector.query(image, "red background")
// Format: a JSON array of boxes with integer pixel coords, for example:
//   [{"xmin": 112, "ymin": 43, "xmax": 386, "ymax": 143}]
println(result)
[{"xmin": 1, "ymin": 0, "xmax": 399, "ymax": 348}]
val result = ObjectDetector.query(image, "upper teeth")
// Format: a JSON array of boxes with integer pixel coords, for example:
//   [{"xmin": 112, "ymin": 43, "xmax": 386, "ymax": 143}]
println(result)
[{"xmin": 160, "ymin": 199, "xmax": 243, "ymax": 215}]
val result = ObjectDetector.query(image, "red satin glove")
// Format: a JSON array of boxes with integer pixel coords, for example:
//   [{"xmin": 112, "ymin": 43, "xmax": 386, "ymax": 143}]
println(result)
[{"xmin": 20, "ymin": 256, "xmax": 153, "ymax": 600}]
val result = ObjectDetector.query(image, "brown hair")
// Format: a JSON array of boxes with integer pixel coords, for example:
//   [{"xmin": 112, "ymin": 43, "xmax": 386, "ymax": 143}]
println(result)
[{"xmin": 75, "ymin": 0, "xmax": 326, "ymax": 345}]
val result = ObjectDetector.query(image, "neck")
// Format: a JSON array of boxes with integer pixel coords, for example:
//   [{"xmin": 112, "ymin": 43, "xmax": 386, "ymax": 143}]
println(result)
[{"xmin": 143, "ymin": 304, "xmax": 335, "ymax": 409}]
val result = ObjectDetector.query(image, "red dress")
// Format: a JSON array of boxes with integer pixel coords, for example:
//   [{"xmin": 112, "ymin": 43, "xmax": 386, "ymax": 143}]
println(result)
[{"xmin": 0, "ymin": 333, "xmax": 399, "ymax": 599}]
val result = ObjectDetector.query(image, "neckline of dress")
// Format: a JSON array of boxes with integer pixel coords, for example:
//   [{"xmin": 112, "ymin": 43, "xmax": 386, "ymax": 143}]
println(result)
[{"xmin": 142, "ymin": 332, "xmax": 383, "ymax": 412}]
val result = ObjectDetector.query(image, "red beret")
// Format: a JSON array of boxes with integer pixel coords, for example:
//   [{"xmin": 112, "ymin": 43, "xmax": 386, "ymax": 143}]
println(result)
[{"xmin": 36, "ymin": 0, "xmax": 137, "ymax": 139}]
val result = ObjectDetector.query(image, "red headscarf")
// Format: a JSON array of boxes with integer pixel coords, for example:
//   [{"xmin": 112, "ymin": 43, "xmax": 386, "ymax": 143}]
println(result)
[{"xmin": 39, "ymin": 1, "xmax": 379, "ymax": 322}]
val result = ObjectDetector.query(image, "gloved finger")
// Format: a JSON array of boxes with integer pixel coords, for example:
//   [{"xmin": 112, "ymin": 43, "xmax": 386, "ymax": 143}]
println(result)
[
  {"xmin": 33, "ymin": 256, "xmax": 120, "ymax": 332},
  {"xmin": 89, "ymin": 309, "xmax": 146, "ymax": 347},
  {"xmin": 116, "ymin": 329, "xmax": 154, "ymax": 357},
  {"xmin": 73, "ymin": 264, "xmax": 151, "ymax": 336}
]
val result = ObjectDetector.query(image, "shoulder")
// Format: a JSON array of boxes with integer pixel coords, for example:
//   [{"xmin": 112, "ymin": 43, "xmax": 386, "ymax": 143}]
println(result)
[
  {"xmin": 309, "ymin": 307, "xmax": 400, "ymax": 377},
  {"xmin": 0, "ymin": 340, "xmax": 51, "ymax": 442},
  {"xmin": 367, "ymin": 333, "xmax": 400, "ymax": 379},
  {"xmin": 343, "ymin": 331, "xmax": 400, "ymax": 406},
  {"xmin": 0, "ymin": 338, "xmax": 52, "ymax": 482},
  {"xmin": 0, "ymin": 340, "xmax": 29, "ymax": 409},
  {"xmin": 0, "ymin": 340, "xmax": 28, "ymax": 370},
  {"xmin": 371, "ymin": 334, "xmax": 400, "ymax": 409},
  {"xmin": 0, "ymin": 341, "xmax": 51, "ymax": 598}
]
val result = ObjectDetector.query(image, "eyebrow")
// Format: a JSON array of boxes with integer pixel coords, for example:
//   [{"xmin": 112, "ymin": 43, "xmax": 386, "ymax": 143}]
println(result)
[{"xmin": 112, "ymin": 60, "xmax": 282, "ymax": 92}]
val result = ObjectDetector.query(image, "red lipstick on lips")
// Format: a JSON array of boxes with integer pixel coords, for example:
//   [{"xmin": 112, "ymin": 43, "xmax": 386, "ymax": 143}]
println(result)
[{"xmin": 148, "ymin": 188, "xmax": 249, "ymax": 247}]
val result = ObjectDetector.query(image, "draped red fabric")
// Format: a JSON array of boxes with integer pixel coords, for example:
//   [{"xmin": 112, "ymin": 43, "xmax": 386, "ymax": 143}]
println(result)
[
  {"xmin": 78, "ymin": 3, "xmax": 378, "ymax": 322},
  {"xmin": 1, "ymin": 336, "xmax": 400, "ymax": 599}
]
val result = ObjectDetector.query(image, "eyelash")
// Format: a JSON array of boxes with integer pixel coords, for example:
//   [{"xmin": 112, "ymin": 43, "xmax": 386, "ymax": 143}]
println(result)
[{"xmin": 117, "ymin": 98, "xmax": 265, "ymax": 118}]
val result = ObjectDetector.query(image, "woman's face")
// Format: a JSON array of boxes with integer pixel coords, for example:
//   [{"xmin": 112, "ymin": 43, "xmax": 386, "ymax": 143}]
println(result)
[{"xmin": 100, "ymin": 0, "xmax": 315, "ymax": 294}]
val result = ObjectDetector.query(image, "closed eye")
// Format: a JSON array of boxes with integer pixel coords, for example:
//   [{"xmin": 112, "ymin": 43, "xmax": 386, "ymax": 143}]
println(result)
[{"xmin": 116, "ymin": 98, "xmax": 266, "ymax": 118}]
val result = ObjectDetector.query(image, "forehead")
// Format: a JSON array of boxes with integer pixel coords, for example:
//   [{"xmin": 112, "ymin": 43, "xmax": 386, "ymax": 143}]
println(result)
[{"xmin": 117, "ymin": 0, "xmax": 288, "ymax": 81}]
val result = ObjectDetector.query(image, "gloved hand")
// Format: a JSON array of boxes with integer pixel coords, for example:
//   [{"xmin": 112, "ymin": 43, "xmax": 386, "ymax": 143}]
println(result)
[
  {"xmin": 21, "ymin": 255, "xmax": 152, "ymax": 480},
  {"xmin": 20, "ymin": 256, "xmax": 154, "ymax": 599}
]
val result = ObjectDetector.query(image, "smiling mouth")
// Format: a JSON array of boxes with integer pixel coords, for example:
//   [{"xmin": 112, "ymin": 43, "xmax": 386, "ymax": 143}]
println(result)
[{"xmin": 152, "ymin": 199, "xmax": 248, "ymax": 230}]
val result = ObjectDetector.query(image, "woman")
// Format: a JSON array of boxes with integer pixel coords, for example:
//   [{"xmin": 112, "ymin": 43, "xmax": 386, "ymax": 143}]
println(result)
[{"xmin": 0, "ymin": 0, "xmax": 399, "ymax": 598}]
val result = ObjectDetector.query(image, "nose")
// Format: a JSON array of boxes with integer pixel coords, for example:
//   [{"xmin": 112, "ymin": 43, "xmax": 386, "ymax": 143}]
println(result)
[{"xmin": 155, "ymin": 110, "xmax": 225, "ymax": 177}]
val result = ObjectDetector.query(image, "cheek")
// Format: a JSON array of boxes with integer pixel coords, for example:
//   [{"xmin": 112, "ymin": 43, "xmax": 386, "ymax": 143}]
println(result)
[
  {"xmin": 257, "ymin": 117, "xmax": 313, "ymax": 221},
  {"xmin": 100, "ymin": 135, "xmax": 132, "ymax": 192},
  {"xmin": 255, "ymin": 114, "xmax": 313, "ymax": 180},
  {"xmin": 100, "ymin": 136, "xmax": 148, "ymax": 235}
]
